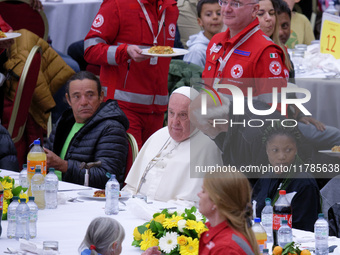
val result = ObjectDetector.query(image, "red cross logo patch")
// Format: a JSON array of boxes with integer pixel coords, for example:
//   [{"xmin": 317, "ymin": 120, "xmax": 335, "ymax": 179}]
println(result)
[
  {"xmin": 269, "ymin": 61, "xmax": 282, "ymax": 75},
  {"xmin": 284, "ymin": 69, "xmax": 289, "ymax": 81},
  {"xmin": 169, "ymin": 23, "xmax": 176, "ymax": 38},
  {"xmin": 92, "ymin": 14, "xmax": 104, "ymax": 28},
  {"xmin": 231, "ymin": 64, "xmax": 243, "ymax": 78}
]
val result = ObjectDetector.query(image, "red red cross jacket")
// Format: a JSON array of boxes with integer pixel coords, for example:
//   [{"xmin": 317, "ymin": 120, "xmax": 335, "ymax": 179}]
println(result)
[
  {"xmin": 84, "ymin": 0, "xmax": 178, "ymax": 114},
  {"xmin": 203, "ymin": 18, "xmax": 288, "ymax": 113}
]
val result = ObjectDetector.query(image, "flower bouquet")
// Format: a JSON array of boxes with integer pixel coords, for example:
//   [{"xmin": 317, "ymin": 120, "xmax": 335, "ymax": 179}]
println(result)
[
  {"xmin": 132, "ymin": 206, "xmax": 208, "ymax": 255},
  {"xmin": 0, "ymin": 174, "xmax": 28, "ymax": 220}
]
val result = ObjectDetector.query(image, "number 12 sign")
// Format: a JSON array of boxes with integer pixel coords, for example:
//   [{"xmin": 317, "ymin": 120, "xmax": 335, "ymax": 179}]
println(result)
[{"xmin": 320, "ymin": 12, "xmax": 340, "ymax": 59}]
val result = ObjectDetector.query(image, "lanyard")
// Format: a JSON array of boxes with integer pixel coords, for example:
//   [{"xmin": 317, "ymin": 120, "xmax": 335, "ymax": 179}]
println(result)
[
  {"xmin": 216, "ymin": 25, "xmax": 260, "ymax": 79},
  {"xmin": 136, "ymin": 0, "xmax": 166, "ymax": 45}
]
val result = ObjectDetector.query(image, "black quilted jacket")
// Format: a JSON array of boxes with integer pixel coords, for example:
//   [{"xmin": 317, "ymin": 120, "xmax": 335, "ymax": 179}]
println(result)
[
  {"xmin": 0, "ymin": 124, "xmax": 19, "ymax": 171},
  {"xmin": 46, "ymin": 100, "xmax": 129, "ymax": 189}
]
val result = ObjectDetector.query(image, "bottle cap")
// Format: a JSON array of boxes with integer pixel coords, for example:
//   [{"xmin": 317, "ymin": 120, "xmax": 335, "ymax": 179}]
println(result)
[
  {"xmin": 282, "ymin": 220, "xmax": 288, "ymax": 224},
  {"xmin": 29, "ymin": 196, "xmax": 35, "ymax": 201},
  {"xmin": 265, "ymin": 198, "xmax": 271, "ymax": 203},
  {"xmin": 318, "ymin": 213, "xmax": 324, "ymax": 218},
  {"xmin": 33, "ymin": 139, "xmax": 41, "ymax": 145},
  {"xmin": 263, "ymin": 249, "xmax": 269, "ymax": 253},
  {"xmin": 49, "ymin": 168, "xmax": 55, "ymax": 173},
  {"xmin": 12, "ymin": 196, "xmax": 19, "ymax": 201},
  {"xmin": 22, "ymin": 164, "xmax": 27, "ymax": 168},
  {"xmin": 279, "ymin": 190, "xmax": 286, "ymax": 195},
  {"xmin": 254, "ymin": 217, "xmax": 261, "ymax": 223}
]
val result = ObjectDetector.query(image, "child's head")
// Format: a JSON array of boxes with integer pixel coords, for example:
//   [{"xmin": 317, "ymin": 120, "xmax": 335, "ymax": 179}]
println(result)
[
  {"xmin": 197, "ymin": 0, "xmax": 223, "ymax": 40},
  {"xmin": 274, "ymin": 0, "xmax": 292, "ymax": 44}
]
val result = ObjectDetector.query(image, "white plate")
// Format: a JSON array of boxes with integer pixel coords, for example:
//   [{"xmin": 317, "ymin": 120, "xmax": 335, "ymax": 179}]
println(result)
[
  {"xmin": 0, "ymin": 32, "xmax": 21, "ymax": 41},
  {"xmin": 141, "ymin": 48, "xmax": 189, "ymax": 57},
  {"xmin": 77, "ymin": 190, "xmax": 131, "ymax": 200},
  {"xmin": 318, "ymin": 150, "xmax": 340, "ymax": 157}
]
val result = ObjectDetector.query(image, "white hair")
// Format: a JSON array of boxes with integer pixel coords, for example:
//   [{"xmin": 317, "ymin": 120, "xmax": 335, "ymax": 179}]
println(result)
[{"xmin": 79, "ymin": 217, "xmax": 125, "ymax": 255}]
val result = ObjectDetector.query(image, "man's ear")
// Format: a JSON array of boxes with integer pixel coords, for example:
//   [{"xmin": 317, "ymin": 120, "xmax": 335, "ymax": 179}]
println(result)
[
  {"xmin": 66, "ymin": 93, "xmax": 71, "ymax": 106},
  {"xmin": 99, "ymin": 90, "xmax": 104, "ymax": 103},
  {"xmin": 251, "ymin": 3, "xmax": 260, "ymax": 19}
]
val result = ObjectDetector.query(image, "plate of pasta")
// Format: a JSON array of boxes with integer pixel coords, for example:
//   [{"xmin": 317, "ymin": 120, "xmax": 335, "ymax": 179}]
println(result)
[
  {"xmin": 77, "ymin": 190, "xmax": 131, "ymax": 200},
  {"xmin": 319, "ymin": 146, "xmax": 340, "ymax": 157},
  {"xmin": 0, "ymin": 32, "xmax": 21, "ymax": 41},
  {"xmin": 141, "ymin": 46, "xmax": 189, "ymax": 57}
]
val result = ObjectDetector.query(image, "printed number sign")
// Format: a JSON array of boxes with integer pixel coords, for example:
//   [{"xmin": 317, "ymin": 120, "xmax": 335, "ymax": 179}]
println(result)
[{"xmin": 320, "ymin": 13, "xmax": 340, "ymax": 59}]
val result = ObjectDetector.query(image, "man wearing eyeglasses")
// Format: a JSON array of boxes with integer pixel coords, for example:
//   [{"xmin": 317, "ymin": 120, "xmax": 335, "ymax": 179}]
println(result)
[{"xmin": 202, "ymin": 0, "xmax": 287, "ymax": 113}]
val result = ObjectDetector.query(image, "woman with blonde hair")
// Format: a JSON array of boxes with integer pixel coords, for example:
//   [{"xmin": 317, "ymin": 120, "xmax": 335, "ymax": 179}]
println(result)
[
  {"xmin": 198, "ymin": 171, "xmax": 260, "ymax": 255},
  {"xmin": 79, "ymin": 217, "xmax": 160, "ymax": 255}
]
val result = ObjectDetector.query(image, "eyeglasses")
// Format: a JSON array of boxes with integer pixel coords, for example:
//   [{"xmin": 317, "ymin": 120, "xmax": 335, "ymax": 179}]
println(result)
[{"xmin": 218, "ymin": 0, "xmax": 257, "ymax": 8}]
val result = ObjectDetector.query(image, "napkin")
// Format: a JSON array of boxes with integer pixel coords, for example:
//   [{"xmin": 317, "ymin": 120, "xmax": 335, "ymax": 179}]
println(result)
[
  {"xmin": 19, "ymin": 239, "xmax": 59, "ymax": 255},
  {"xmin": 127, "ymin": 197, "xmax": 157, "ymax": 221}
]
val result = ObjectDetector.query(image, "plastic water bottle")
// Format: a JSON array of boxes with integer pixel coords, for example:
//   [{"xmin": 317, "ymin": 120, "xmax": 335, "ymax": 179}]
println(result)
[
  {"xmin": 252, "ymin": 217, "xmax": 267, "ymax": 254},
  {"xmin": 314, "ymin": 213, "xmax": 329, "ymax": 255},
  {"xmin": 27, "ymin": 197, "xmax": 38, "ymax": 238},
  {"xmin": 19, "ymin": 164, "xmax": 29, "ymax": 189},
  {"xmin": 45, "ymin": 168, "xmax": 59, "ymax": 209},
  {"xmin": 105, "ymin": 174, "xmax": 119, "ymax": 215},
  {"xmin": 261, "ymin": 198, "xmax": 273, "ymax": 243},
  {"xmin": 31, "ymin": 166, "xmax": 46, "ymax": 209},
  {"xmin": 325, "ymin": 0, "xmax": 339, "ymax": 15},
  {"xmin": 7, "ymin": 196, "xmax": 20, "ymax": 239},
  {"xmin": 27, "ymin": 139, "xmax": 47, "ymax": 196},
  {"xmin": 15, "ymin": 199, "xmax": 30, "ymax": 240},
  {"xmin": 278, "ymin": 220, "xmax": 293, "ymax": 248}
]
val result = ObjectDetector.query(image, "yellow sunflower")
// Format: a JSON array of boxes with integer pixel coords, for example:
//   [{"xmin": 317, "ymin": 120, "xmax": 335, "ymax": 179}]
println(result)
[
  {"xmin": 1, "ymin": 179, "xmax": 12, "ymax": 189},
  {"xmin": 163, "ymin": 215, "xmax": 184, "ymax": 229},
  {"xmin": 2, "ymin": 199, "xmax": 9, "ymax": 214},
  {"xmin": 18, "ymin": 192, "xmax": 28, "ymax": 203},
  {"xmin": 179, "ymin": 237, "xmax": 199, "ymax": 255},
  {"xmin": 140, "ymin": 229, "xmax": 159, "ymax": 251}
]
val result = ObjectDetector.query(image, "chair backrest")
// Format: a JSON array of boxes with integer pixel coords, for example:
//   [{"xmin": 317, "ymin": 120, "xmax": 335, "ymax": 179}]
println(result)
[
  {"xmin": 0, "ymin": 0, "xmax": 49, "ymax": 40},
  {"xmin": 125, "ymin": 132, "xmax": 139, "ymax": 177},
  {"xmin": 7, "ymin": 45, "xmax": 42, "ymax": 143}
]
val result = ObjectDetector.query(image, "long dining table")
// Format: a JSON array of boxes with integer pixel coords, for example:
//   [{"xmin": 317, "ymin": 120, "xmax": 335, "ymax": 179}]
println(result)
[{"xmin": 1, "ymin": 169, "xmax": 340, "ymax": 254}]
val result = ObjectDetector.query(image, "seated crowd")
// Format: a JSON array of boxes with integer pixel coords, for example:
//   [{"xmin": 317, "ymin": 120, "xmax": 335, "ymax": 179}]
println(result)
[{"xmin": 1, "ymin": 0, "xmax": 339, "ymax": 253}]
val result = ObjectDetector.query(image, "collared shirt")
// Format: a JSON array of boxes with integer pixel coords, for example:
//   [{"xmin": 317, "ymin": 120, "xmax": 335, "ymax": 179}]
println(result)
[{"xmin": 199, "ymin": 221, "xmax": 255, "ymax": 255}]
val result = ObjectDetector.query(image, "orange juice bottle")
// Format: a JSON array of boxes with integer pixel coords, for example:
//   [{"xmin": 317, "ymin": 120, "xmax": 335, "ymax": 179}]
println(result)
[
  {"xmin": 27, "ymin": 139, "xmax": 46, "ymax": 196},
  {"xmin": 252, "ymin": 217, "xmax": 267, "ymax": 255}
]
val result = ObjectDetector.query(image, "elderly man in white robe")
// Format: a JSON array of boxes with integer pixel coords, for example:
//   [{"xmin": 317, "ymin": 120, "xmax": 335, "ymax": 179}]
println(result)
[{"xmin": 123, "ymin": 86, "xmax": 223, "ymax": 205}]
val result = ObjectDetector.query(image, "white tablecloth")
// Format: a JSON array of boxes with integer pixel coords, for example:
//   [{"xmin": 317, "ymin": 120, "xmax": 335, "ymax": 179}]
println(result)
[
  {"xmin": 1, "ymin": 170, "xmax": 340, "ymax": 254},
  {"xmin": 295, "ymin": 76, "xmax": 340, "ymax": 129},
  {"xmin": 42, "ymin": 0, "xmax": 102, "ymax": 54}
]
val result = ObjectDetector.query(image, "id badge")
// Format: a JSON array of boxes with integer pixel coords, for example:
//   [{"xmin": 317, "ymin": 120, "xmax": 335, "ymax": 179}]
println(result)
[{"xmin": 150, "ymin": 56, "xmax": 158, "ymax": 65}]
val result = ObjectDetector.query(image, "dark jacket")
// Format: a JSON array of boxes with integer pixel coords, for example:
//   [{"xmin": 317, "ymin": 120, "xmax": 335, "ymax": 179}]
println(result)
[
  {"xmin": 46, "ymin": 100, "xmax": 129, "ymax": 189},
  {"xmin": 0, "ymin": 124, "xmax": 19, "ymax": 171},
  {"xmin": 252, "ymin": 171, "xmax": 320, "ymax": 232}
]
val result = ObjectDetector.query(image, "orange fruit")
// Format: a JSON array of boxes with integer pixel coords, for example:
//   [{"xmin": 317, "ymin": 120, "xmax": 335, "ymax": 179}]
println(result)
[
  {"xmin": 273, "ymin": 246, "xmax": 283, "ymax": 255},
  {"xmin": 300, "ymin": 250, "xmax": 311, "ymax": 255}
]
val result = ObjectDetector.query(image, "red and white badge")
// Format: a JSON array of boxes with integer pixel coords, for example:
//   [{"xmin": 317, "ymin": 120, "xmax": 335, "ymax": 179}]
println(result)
[
  {"xmin": 93, "ymin": 14, "xmax": 104, "ymax": 28},
  {"xmin": 168, "ymin": 23, "xmax": 176, "ymax": 38},
  {"xmin": 231, "ymin": 64, "xmax": 243, "ymax": 78},
  {"xmin": 269, "ymin": 61, "xmax": 282, "ymax": 75},
  {"xmin": 284, "ymin": 69, "xmax": 290, "ymax": 81}
]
